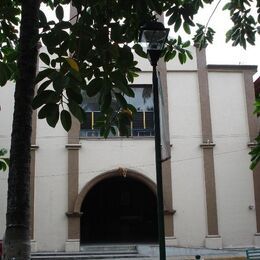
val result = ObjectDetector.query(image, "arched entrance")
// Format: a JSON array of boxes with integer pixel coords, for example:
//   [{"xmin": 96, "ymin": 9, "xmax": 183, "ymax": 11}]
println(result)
[{"xmin": 80, "ymin": 175, "xmax": 158, "ymax": 243}]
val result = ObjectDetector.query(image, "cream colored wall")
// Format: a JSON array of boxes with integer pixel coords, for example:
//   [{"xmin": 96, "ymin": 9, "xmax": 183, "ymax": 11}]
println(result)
[
  {"xmin": 79, "ymin": 139, "xmax": 156, "ymax": 191},
  {"xmin": 167, "ymin": 71, "xmax": 207, "ymax": 247},
  {"xmin": 33, "ymin": 118, "xmax": 68, "ymax": 251},
  {"xmin": 0, "ymin": 50, "xmax": 258, "ymax": 251},
  {"xmin": 0, "ymin": 82, "xmax": 15, "ymax": 239},
  {"xmin": 208, "ymin": 72, "xmax": 257, "ymax": 247}
]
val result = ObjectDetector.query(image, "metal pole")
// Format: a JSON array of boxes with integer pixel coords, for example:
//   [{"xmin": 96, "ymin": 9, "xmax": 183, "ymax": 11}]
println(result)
[{"xmin": 152, "ymin": 63, "xmax": 166, "ymax": 260}]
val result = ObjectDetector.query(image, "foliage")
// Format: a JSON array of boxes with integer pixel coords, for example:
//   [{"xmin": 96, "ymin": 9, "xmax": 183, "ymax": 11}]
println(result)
[
  {"xmin": 0, "ymin": 148, "xmax": 9, "ymax": 172},
  {"xmin": 1, "ymin": 0, "xmax": 260, "ymax": 137},
  {"xmin": 223, "ymin": 0, "xmax": 259, "ymax": 49},
  {"xmin": 0, "ymin": 1, "xmax": 259, "ymax": 259},
  {"xmin": 249, "ymin": 97, "xmax": 260, "ymax": 170},
  {"xmin": 0, "ymin": 0, "xmax": 20, "ymax": 86}
]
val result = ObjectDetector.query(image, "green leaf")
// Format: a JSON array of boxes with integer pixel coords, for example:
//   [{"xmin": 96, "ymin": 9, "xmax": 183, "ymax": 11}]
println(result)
[
  {"xmin": 133, "ymin": 44, "xmax": 147, "ymax": 58},
  {"xmin": 178, "ymin": 52, "xmax": 187, "ymax": 64},
  {"xmin": 100, "ymin": 91, "xmax": 112, "ymax": 112},
  {"xmin": 0, "ymin": 148, "xmax": 9, "ymax": 171},
  {"xmin": 66, "ymin": 87, "xmax": 83, "ymax": 104},
  {"xmin": 0, "ymin": 62, "xmax": 9, "ymax": 86},
  {"xmin": 110, "ymin": 126, "xmax": 117, "ymax": 136},
  {"xmin": 182, "ymin": 40, "xmax": 190, "ymax": 48},
  {"xmin": 111, "ymin": 70, "xmax": 134, "ymax": 97},
  {"xmin": 168, "ymin": 13, "xmax": 178, "ymax": 26},
  {"xmin": 115, "ymin": 93, "xmax": 127, "ymax": 108},
  {"xmin": 108, "ymin": 44, "xmax": 119, "ymax": 59},
  {"xmin": 186, "ymin": 50, "xmax": 193, "ymax": 60},
  {"xmin": 37, "ymin": 79, "xmax": 52, "ymax": 93},
  {"xmin": 46, "ymin": 105, "xmax": 59, "ymax": 127},
  {"xmin": 32, "ymin": 90, "xmax": 60, "ymax": 109},
  {"xmin": 118, "ymin": 45, "xmax": 134, "ymax": 69},
  {"xmin": 39, "ymin": 10, "xmax": 48, "ymax": 26},
  {"xmin": 68, "ymin": 101, "xmax": 85, "ymax": 122},
  {"xmin": 174, "ymin": 17, "xmax": 182, "ymax": 32},
  {"xmin": 35, "ymin": 69, "xmax": 55, "ymax": 84},
  {"xmin": 183, "ymin": 22, "xmax": 191, "ymax": 34},
  {"xmin": 60, "ymin": 110, "xmax": 72, "ymax": 131},
  {"xmin": 56, "ymin": 5, "xmax": 64, "ymax": 21},
  {"xmin": 164, "ymin": 50, "xmax": 177, "ymax": 62},
  {"xmin": 222, "ymin": 2, "xmax": 231, "ymax": 10},
  {"xmin": 226, "ymin": 29, "xmax": 233, "ymax": 43},
  {"xmin": 0, "ymin": 149, "xmax": 7, "ymax": 157},
  {"xmin": 39, "ymin": 53, "xmax": 50, "ymax": 66},
  {"xmin": 38, "ymin": 103, "xmax": 59, "ymax": 120},
  {"xmin": 53, "ymin": 73, "xmax": 69, "ymax": 93},
  {"xmin": 86, "ymin": 78, "xmax": 103, "ymax": 97}
]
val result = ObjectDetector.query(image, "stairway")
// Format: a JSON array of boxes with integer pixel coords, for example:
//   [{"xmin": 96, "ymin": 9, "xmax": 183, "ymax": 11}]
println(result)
[{"xmin": 31, "ymin": 244, "xmax": 148, "ymax": 259}]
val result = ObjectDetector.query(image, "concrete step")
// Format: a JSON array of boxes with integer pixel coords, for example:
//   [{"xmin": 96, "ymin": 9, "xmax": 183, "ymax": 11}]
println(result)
[
  {"xmin": 81, "ymin": 244, "xmax": 138, "ymax": 253},
  {"xmin": 31, "ymin": 253, "xmax": 144, "ymax": 259},
  {"xmin": 31, "ymin": 244, "xmax": 147, "ymax": 259}
]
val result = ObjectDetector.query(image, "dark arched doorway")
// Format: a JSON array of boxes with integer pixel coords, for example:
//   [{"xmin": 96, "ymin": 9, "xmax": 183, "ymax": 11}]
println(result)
[{"xmin": 80, "ymin": 176, "xmax": 158, "ymax": 243}]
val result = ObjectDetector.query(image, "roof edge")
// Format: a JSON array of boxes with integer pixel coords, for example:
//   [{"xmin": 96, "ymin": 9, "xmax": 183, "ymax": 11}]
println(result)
[{"xmin": 207, "ymin": 64, "xmax": 258, "ymax": 71}]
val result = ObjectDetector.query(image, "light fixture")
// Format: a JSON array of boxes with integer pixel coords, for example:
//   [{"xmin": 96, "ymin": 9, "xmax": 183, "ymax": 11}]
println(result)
[
  {"xmin": 139, "ymin": 21, "xmax": 169, "ymax": 66},
  {"xmin": 139, "ymin": 21, "xmax": 169, "ymax": 260}
]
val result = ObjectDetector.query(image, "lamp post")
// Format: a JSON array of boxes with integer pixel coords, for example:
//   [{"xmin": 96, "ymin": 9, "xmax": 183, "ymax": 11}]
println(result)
[{"xmin": 139, "ymin": 21, "xmax": 169, "ymax": 260}]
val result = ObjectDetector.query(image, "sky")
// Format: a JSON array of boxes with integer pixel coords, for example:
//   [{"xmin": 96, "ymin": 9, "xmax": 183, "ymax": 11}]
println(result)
[{"xmin": 182, "ymin": 1, "xmax": 260, "ymax": 80}]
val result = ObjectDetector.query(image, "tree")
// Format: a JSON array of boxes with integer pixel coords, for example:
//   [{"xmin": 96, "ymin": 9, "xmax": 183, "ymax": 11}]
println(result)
[
  {"xmin": 1, "ymin": 0, "xmax": 40, "ymax": 259},
  {"xmin": 0, "ymin": 0, "xmax": 259, "ymax": 259}
]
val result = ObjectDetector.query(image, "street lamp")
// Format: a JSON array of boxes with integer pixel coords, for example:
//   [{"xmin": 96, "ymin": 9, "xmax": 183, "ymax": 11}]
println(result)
[{"xmin": 139, "ymin": 21, "xmax": 169, "ymax": 260}]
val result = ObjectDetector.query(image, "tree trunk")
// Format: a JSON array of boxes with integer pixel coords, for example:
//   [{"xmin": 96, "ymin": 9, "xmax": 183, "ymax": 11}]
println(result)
[{"xmin": 3, "ymin": 0, "xmax": 40, "ymax": 259}]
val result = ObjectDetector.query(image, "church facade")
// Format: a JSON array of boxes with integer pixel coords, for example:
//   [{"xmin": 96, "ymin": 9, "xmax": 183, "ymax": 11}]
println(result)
[{"xmin": 0, "ymin": 47, "xmax": 259, "ymax": 252}]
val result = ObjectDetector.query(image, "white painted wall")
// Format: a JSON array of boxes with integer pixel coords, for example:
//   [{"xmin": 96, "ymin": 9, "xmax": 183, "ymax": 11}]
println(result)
[
  {"xmin": 0, "ymin": 82, "xmax": 15, "ymax": 240},
  {"xmin": 208, "ymin": 72, "xmax": 257, "ymax": 247},
  {"xmin": 79, "ymin": 139, "xmax": 156, "ymax": 192},
  {"xmin": 34, "ymin": 118, "xmax": 68, "ymax": 251},
  {"xmin": 0, "ymin": 50, "xmax": 258, "ymax": 251},
  {"xmin": 167, "ymin": 71, "xmax": 207, "ymax": 247}
]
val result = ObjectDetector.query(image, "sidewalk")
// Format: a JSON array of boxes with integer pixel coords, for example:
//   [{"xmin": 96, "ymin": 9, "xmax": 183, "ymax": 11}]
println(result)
[{"xmin": 136, "ymin": 245, "xmax": 247, "ymax": 260}]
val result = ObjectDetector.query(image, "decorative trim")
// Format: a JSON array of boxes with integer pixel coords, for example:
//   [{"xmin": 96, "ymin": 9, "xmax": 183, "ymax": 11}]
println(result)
[
  {"xmin": 74, "ymin": 169, "xmax": 158, "ymax": 213},
  {"xmin": 164, "ymin": 209, "xmax": 176, "ymax": 215},
  {"xmin": 200, "ymin": 142, "xmax": 216, "ymax": 149},
  {"xmin": 248, "ymin": 142, "xmax": 258, "ymax": 148},
  {"xmin": 65, "ymin": 239, "xmax": 80, "ymax": 252},
  {"xmin": 65, "ymin": 144, "xmax": 81, "ymax": 150},
  {"xmin": 206, "ymin": 235, "xmax": 221, "ymax": 238},
  {"xmin": 30, "ymin": 144, "xmax": 39, "ymax": 150},
  {"xmin": 66, "ymin": 211, "xmax": 83, "ymax": 218},
  {"xmin": 207, "ymin": 64, "xmax": 257, "ymax": 71}
]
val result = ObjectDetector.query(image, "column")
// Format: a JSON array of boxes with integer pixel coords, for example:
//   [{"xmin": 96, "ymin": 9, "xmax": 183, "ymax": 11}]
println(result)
[
  {"xmin": 158, "ymin": 58, "xmax": 177, "ymax": 246},
  {"xmin": 65, "ymin": 117, "xmax": 81, "ymax": 252},
  {"xmin": 196, "ymin": 48, "xmax": 222, "ymax": 249},
  {"xmin": 243, "ymin": 69, "xmax": 260, "ymax": 246}
]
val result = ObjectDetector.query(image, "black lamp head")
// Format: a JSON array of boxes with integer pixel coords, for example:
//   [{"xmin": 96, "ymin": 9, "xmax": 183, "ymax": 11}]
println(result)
[{"xmin": 139, "ymin": 21, "xmax": 169, "ymax": 51}]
